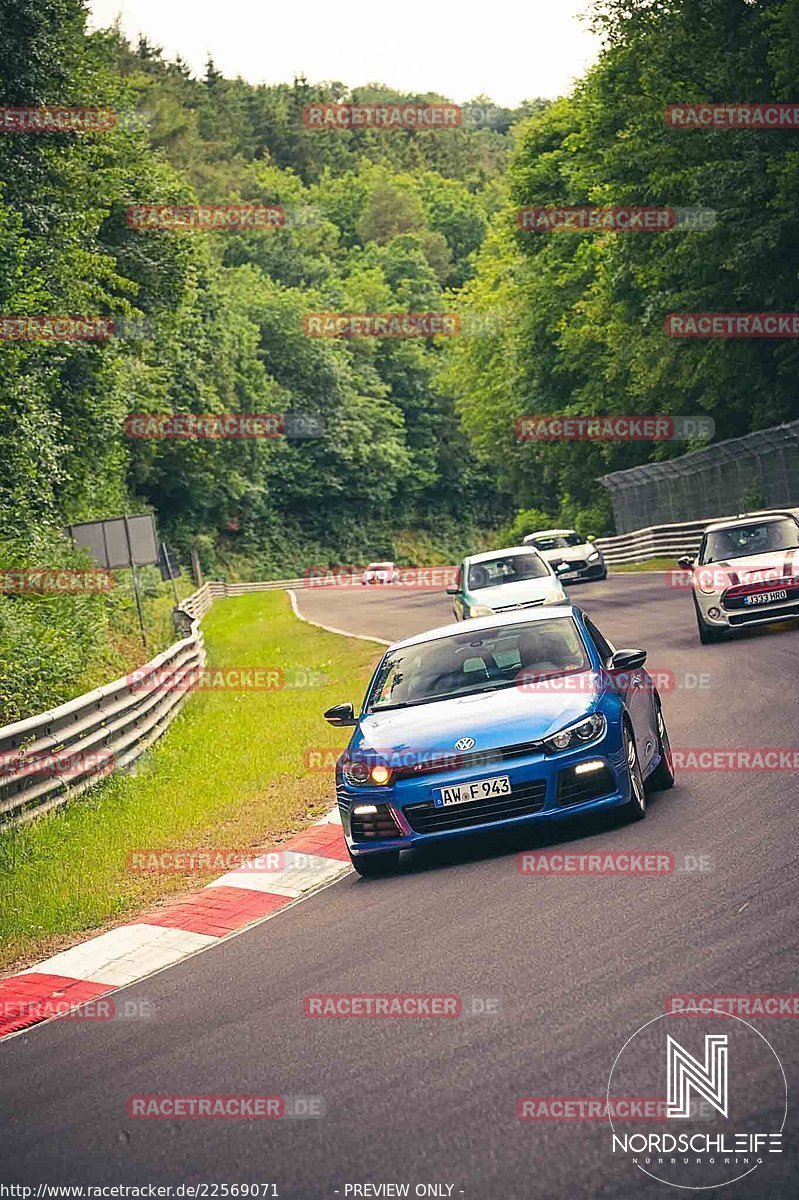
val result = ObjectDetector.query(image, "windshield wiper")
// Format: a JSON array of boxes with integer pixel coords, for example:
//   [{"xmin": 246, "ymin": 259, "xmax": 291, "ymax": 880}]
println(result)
[{"xmin": 369, "ymin": 678, "xmax": 519, "ymax": 712}]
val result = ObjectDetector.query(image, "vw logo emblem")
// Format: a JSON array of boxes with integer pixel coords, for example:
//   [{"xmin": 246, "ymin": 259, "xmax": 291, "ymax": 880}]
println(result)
[{"xmin": 455, "ymin": 737, "xmax": 475, "ymax": 751}]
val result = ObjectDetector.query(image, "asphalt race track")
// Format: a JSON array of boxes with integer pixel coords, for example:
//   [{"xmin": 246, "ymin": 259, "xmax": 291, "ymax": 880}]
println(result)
[{"xmin": 1, "ymin": 575, "xmax": 798, "ymax": 1198}]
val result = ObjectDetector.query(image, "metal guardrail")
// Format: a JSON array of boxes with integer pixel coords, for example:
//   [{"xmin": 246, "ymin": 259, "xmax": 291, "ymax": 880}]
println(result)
[
  {"xmin": 594, "ymin": 507, "xmax": 799, "ymax": 565},
  {"xmin": 0, "ymin": 577, "xmax": 325, "ymax": 826}
]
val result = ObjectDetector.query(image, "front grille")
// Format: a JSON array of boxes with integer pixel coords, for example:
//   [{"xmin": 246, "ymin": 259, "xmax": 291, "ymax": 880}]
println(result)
[
  {"xmin": 349, "ymin": 803, "xmax": 403, "ymax": 840},
  {"xmin": 728, "ymin": 600, "xmax": 799, "ymax": 626},
  {"xmin": 493, "ymin": 599, "xmax": 545, "ymax": 612},
  {"xmin": 392, "ymin": 740, "xmax": 544, "ymax": 780},
  {"xmin": 403, "ymin": 779, "xmax": 547, "ymax": 833},
  {"xmin": 722, "ymin": 581, "xmax": 799, "ymax": 611},
  {"xmin": 556, "ymin": 764, "xmax": 616, "ymax": 807},
  {"xmin": 564, "ymin": 560, "xmax": 587, "ymax": 571}
]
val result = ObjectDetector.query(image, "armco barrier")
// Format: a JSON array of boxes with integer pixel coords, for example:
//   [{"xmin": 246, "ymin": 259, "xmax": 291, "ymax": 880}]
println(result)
[
  {"xmin": 593, "ymin": 507, "xmax": 799, "ymax": 565},
  {"xmin": 0, "ymin": 578, "xmax": 306, "ymax": 827}
]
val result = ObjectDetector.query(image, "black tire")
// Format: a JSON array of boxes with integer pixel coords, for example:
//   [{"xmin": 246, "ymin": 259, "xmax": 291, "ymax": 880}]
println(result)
[
  {"xmin": 621, "ymin": 723, "xmax": 647, "ymax": 822},
  {"xmin": 646, "ymin": 700, "xmax": 675, "ymax": 792},
  {"xmin": 348, "ymin": 848, "xmax": 401, "ymax": 877},
  {"xmin": 693, "ymin": 597, "xmax": 726, "ymax": 644}
]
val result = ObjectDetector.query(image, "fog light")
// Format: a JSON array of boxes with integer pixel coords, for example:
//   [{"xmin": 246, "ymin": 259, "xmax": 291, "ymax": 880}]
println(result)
[
  {"xmin": 708, "ymin": 606, "xmax": 721, "ymax": 618},
  {"xmin": 352, "ymin": 804, "xmax": 378, "ymax": 816},
  {"xmin": 370, "ymin": 764, "xmax": 391, "ymax": 785},
  {"xmin": 574, "ymin": 760, "xmax": 605, "ymax": 774}
]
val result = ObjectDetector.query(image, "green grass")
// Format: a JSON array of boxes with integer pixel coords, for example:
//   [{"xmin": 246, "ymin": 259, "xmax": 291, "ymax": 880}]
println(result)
[
  {"xmin": 0, "ymin": 591, "xmax": 380, "ymax": 974},
  {"xmin": 611, "ymin": 558, "xmax": 678, "ymax": 572}
]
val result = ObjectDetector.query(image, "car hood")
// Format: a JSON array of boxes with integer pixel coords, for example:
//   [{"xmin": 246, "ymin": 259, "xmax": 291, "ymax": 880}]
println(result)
[
  {"xmin": 467, "ymin": 578, "xmax": 558, "ymax": 606},
  {"xmin": 535, "ymin": 544, "xmax": 593, "ymax": 563},
  {"xmin": 351, "ymin": 677, "xmax": 602, "ymax": 757},
  {"xmin": 699, "ymin": 550, "xmax": 798, "ymax": 585}
]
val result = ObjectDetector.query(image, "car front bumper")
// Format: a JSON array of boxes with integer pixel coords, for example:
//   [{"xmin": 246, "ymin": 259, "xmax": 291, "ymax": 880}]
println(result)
[
  {"xmin": 556, "ymin": 561, "xmax": 606, "ymax": 583},
  {"xmin": 694, "ymin": 583, "xmax": 799, "ymax": 630},
  {"xmin": 338, "ymin": 727, "xmax": 632, "ymax": 858}
]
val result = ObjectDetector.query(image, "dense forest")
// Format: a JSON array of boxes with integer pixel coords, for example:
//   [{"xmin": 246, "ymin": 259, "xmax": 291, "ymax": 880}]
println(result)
[{"xmin": 1, "ymin": 0, "xmax": 798, "ymax": 717}]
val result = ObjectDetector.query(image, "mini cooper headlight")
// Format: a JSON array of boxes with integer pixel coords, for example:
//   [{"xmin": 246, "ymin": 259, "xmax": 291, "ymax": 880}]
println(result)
[{"xmin": 544, "ymin": 713, "xmax": 606, "ymax": 754}]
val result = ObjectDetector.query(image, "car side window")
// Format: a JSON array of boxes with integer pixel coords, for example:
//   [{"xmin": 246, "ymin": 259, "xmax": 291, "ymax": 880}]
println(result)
[{"xmin": 583, "ymin": 616, "xmax": 615, "ymax": 664}]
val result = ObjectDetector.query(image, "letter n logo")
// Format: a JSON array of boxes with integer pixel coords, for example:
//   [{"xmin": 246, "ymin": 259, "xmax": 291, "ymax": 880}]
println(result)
[{"xmin": 667, "ymin": 1034, "xmax": 728, "ymax": 1118}]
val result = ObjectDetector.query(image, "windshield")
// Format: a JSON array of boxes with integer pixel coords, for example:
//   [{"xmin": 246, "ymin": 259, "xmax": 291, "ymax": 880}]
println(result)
[
  {"xmin": 366, "ymin": 617, "xmax": 589, "ymax": 710},
  {"xmin": 528, "ymin": 533, "xmax": 584, "ymax": 550},
  {"xmin": 366, "ymin": 562, "xmax": 393, "ymax": 572},
  {"xmin": 467, "ymin": 553, "xmax": 549, "ymax": 591},
  {"xmin": 699, "ymin": 518, "xmax": 799, "ymax": 564}
]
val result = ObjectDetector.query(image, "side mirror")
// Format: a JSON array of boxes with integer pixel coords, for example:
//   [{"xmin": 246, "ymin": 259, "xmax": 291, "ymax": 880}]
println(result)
[
  {"xmin": 610, "ymin": 648, "xmax": 647, "ymax": 671},
  {"xmin": 324, "ymin": 702, "xmax": 357, "ymax": 727},
  {"xmin": 677, "ymin": 555, "xmax": 695, "ymax": 570},
  {"xmin": 446, "ymin": 585, "xmax": 459, "ymax": 595}
]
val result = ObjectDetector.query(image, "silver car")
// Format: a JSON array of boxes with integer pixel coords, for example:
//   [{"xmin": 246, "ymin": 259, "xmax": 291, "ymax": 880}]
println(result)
[
  {"xmin": 522, "ymin": 528, "xmax": 607, "ymax": 582},
  {"xmin": 446, "ymin": 546, "xmax": 568, "ymax": 621}
]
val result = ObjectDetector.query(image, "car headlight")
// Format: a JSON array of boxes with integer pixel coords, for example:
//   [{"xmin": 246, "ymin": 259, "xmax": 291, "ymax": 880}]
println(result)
[
  {"xmin": 544, "ymin": 713, "xmax": 606, "ymax": 754},
  {"xmin": 342, "ymin": 758, "xmax": 393, "ymax": 787},
  {"xmin": 696, "ymin": 567, "xmax": 722, "ymax": 595},
  {"xmin": 588, "ymin": 551, "xmax": 600, "ymax": 562},
  {"xmin": 469, "ymin": 604, "xmax": 494, "ymax": 618}
]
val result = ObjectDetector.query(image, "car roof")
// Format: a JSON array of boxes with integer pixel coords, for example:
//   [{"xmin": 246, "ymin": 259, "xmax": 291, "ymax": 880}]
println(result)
[
  {"xmin": 386, "ymin": 604, "xmax": 581, "ymax": 652},
  {"xmin": 524, "ymin": 528, "xmax": 577, "ymax": 538},
  {"xmin": 703, "ymin": 512, "xmax": 798, "ymax": 534},
  {"xmin": 464, "ymin": 545, "xmax": 546, "ymax": 564}
]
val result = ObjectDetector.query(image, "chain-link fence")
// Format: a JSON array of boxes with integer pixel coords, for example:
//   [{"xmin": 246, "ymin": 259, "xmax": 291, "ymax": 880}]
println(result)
[{"xmin": 600, "ymin": 420, "xmax": 799, "ymax": 533}]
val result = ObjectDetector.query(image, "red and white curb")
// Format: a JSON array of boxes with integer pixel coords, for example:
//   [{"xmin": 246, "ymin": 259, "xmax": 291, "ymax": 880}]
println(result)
[{"xmin": 0, "ymin": 809, "xmax": 351, "ymax": 1042}]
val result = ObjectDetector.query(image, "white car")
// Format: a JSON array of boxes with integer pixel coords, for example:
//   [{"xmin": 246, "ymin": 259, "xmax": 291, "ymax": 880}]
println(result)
[
  {"xmin": 361, "ymin": 561, "xmax": 400, "ymax": 585},
  {"xmin": 679, "ymin": 511, "xmax": 799, "ymax": 643},
  {"xmin": 522, "ymin": 528, "xmax": 607, "ymax": 582},
  {"xmin": 446, "ymin": 546, "xmax": 568, "ymax": 621}
]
